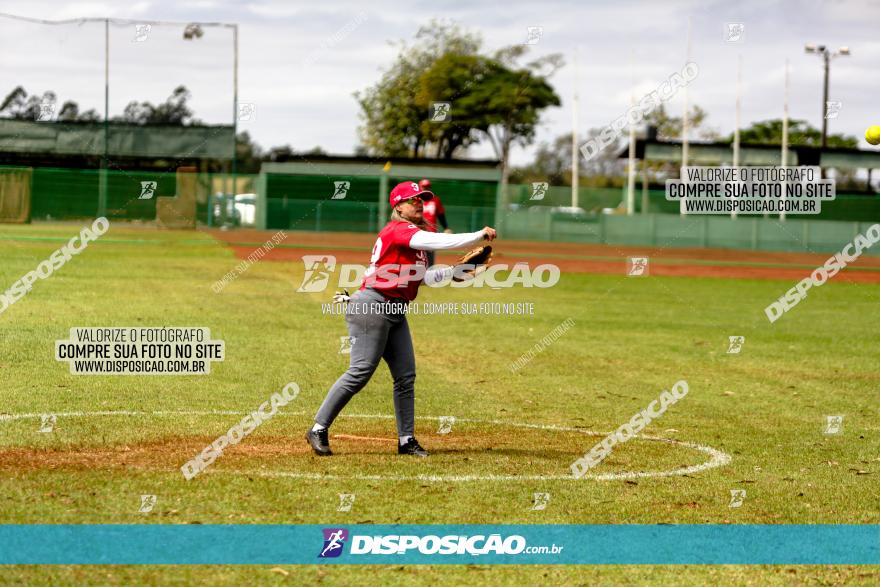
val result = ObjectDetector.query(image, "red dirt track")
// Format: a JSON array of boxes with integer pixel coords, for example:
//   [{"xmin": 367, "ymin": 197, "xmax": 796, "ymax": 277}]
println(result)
[{"xmin": 207, "ymin": 229, "xmax": 880, "ymax": 283}]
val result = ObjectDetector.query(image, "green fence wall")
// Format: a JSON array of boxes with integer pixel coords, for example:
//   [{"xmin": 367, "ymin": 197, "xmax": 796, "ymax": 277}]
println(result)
[
  {"xmin": 508, "ymin": 184, "xmax": 880, "ymax": 221},
  {"xmin": 265, "ymin": 198, "xmax": 495, "ymax": 234},
  {"xmin": 2, "ymin": 166, "xmax": 255, "ymax": 222},
  {"xmin": 8, "ymin": 165, "xmax": 879, "ymax": 257},
  {"xmin": 636, "ymin": 188, "xmax": 880, "ymax": 220},
  {"xmin": 498, "ymin": 208, "xmax": 880, "ymax": 255},
  {"xmin": 508, "ymin": 184, "xmax": 624, "ymax": 212},
  {"xmin": 263, "ymin": 172, "xmax": 497, "ymax": 232},
  {"xmin": 31, "ymin": 167, "xmax": 177, "ymax": 220}
]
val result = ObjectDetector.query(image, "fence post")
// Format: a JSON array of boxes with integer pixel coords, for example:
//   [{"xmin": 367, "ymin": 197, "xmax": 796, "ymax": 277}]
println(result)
[
  {"xmin": 255, "ymin": 172, "xmax": 268, "ymax": 230},
  {"xmin": 494, "ymin": 179, "xmax": 504, "ymax": 234},
  {"xmin": 316, "ymin": 201, "xmax": 322, "ymax": 232},
  {"xmin": 98, "ymin": 168, "xmax": 107, "ymax": 219},
  {"xmin": 379, "ymin": 174, "xmax": 388, "ymax": 229}
]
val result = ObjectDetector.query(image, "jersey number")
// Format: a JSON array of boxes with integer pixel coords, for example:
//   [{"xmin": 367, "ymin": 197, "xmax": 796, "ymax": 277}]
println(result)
[{"xmin": 364, "ymin": 237, "xmax": 383, "ymax": 277}]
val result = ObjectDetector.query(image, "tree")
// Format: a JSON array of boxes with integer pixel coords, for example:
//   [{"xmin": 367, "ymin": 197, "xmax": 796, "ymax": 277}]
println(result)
[
  {"xmin": 235, "ymin": 131, "xmax": 263, "ymax": 173},
  {"xmin": 0, "ymin": 87, "xmax": 57, "ymax": 120},
  {"xmin": 469, "ymin": 47, "xmax": 562, "ymax": 204},
  {"xmin": 113, "ymin": 86, "xmax": 199, "ymax": 125},
  {"xmin": 56, "ymin": 101, "xmax": 100, "ymax": 122},
  {"xmin": 0, "ymin": 85, "xmax": 187, "ymax": 124},
  {"xmin": 415, "ymin": 52, "xmax": 488, "ymax": 158},
  {"xmin": 512, "ymin": 129, "xmax": 624, "ymax": 188},
  {"xmin": 725, "ymin": 119, "xmax": 857, "ymax": 148},
  {"xmin": 0, "ymin": 86, "xmax": 29, "ymax": 118},
  {"xmin": 301, "ymin": 146, "xmax": 328, "ymax": 156},
  {"xmin": 262, "ymin": 144, "xmax": 329, "ymax": 163},
  {"xmin": 356, "ymin": 21, "xmax": 482, "ymax": 158},
  {"xmin": 512, "ymin": 133, "xmax": 572, "ymax": 186},
  {"xmin": 356, "ymin": 22, "xmax": 562, "ymax": 211},
  {"xmin": 725, "ymin": 119, "xmax": 861, "ymax": 188},
  {"xmin": 266, "ymin": 145, "xmax": 294, "ymax": 162},
  {"xmin": 579, "ymin": 129, "xmax": 626, "ymax": 181},
  {"xmin": 644, "ymin": 103, "xmax": 717, "ymax": 140}
]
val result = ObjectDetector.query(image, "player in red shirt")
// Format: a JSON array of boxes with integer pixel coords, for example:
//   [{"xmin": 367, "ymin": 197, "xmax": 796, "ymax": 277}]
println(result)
[
  {"xmin": 306, "ymin": 180, "xmax": 496, "ymax": 457},
  {"xmin": 417, "ymin": 179, "xmax": 450, "ymax": 268}
]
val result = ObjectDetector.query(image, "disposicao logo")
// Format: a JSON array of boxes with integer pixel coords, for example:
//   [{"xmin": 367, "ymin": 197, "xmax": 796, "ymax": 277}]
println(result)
[{"xmin": 318, "ymin": 528, "xmax": 349, "ymax": 558}]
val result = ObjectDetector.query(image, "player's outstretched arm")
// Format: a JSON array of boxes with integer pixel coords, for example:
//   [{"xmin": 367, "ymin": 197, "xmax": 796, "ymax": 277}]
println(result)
[{"xmin": 409, "ymin": 226, "xmax": 496, "ymax": 251}]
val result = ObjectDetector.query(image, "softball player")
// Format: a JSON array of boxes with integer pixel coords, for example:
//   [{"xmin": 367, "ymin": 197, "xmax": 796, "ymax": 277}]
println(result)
[
  {"xmin": 417, "ymin": 178, "xmax": 451, "ymax": 268},
  {"xmin": 306, "ymin": 180, "xmax": 496, "ymax": 457}
]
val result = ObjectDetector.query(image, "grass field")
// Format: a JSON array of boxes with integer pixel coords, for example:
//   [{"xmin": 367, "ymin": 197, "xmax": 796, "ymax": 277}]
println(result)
[{"xmin": 0, "ymin": 222, "xmax": 878, "ymax": 585}]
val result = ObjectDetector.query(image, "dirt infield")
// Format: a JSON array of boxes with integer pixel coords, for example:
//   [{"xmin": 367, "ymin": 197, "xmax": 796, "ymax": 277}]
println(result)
[
  {"xmin": 0, "ymin": 423, "xmax": 690, "ymax": 477},
  {"xmin": 208, "ymin": 228, "xmax": 880, "ymax": 283}
]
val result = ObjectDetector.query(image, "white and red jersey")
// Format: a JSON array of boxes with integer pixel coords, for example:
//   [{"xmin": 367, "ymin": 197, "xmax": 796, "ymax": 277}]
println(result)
[
  {"xmin": 422, "ymin": 196, "xmax": 445, "ymax": 232},
  {"xmin": 360, "ymin": 221, "xmax": 428, "ymax": 301},
  {"xmin": 360, "ymin": 221, "xmax": 487, "ymax": 302}
]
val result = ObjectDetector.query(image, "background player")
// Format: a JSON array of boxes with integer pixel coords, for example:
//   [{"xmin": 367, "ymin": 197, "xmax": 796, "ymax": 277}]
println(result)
[{"xmin": 418, "ymin": 178, "xmax": 451, "ymax": 267}]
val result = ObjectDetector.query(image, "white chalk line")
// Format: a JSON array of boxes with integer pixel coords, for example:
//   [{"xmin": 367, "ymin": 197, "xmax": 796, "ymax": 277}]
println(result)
[{"xmin": 0, "ymin": 410, "xmax": 731, "ymax": 482}]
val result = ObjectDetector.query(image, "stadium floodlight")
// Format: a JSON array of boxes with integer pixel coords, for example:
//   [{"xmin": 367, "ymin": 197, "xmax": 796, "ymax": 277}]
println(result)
[
  {"xmin": 180, "ymin": 20, "xmax": 239, "ymax": 193},
  {"xmin": 804, "ymin": 43, "xmax": 851, "ymax": 149},
  {"xmin": 183, "ymin": 23, "xmax": 203, "ymax": 40}
]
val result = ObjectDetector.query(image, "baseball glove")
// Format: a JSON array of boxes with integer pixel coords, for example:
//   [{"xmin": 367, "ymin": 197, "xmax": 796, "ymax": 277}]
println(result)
[{"xmin": 453, "ymin": 245, "xmax": 494, "ymax": 282}]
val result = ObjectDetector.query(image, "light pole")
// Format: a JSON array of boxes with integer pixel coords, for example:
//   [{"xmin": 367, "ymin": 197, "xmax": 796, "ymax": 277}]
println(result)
[
  {"xmin": 571, "ymin": 47, "xmax": 579, "ymax": 210},
  {"xmin": 99, "ymin": 18, "xmax": 109, "ymax": 218},
  {"xmin": 184, "ymin": 22, "xmax": 239, "ymax": 207},
  {"xmin": 804, "ymin": 44, "xmax": 850, "ymax": 149}
]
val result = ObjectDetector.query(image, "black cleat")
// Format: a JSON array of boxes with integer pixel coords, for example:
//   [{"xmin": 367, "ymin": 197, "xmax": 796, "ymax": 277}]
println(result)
[
  {"xmin": 398, "ymin": 437, "xmax": 428, "ymax": 457},
  {"xmin": 305, "ymin": 428, "xmax": 332, "ymax": 456}
]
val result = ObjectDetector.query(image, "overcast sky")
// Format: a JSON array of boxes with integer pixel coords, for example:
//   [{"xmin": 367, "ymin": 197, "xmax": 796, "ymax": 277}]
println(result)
[{"xmin": 1, "ymin": 0, "xmax": 878, "ymax": 165}]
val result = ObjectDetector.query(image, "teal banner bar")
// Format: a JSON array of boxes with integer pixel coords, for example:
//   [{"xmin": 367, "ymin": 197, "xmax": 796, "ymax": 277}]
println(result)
[{"xmin": 0, "ymin": 525, "xmax": 877, "ymax": 565}]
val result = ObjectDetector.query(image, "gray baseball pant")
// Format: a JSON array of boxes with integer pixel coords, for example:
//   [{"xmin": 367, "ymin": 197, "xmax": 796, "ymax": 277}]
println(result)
[{"xmin": 314, "ymin": 288, "xmax": 416, "ymax": 436}]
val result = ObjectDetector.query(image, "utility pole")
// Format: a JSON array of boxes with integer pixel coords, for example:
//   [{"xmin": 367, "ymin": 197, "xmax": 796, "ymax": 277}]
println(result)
[
  {"xmin": 804, "ymin": 44, "xmax": 850, "ymax": 149},
  {"xmin": 732, "ymin": 54, "xmax": 741, "ymax": 219},
  {"xmin": 99, "ymin": 18, "xmax": 109, "ymax": 218},
  {"xmin": 571, "ymin": 47, "xmax": 579, "ymax": 209}
]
